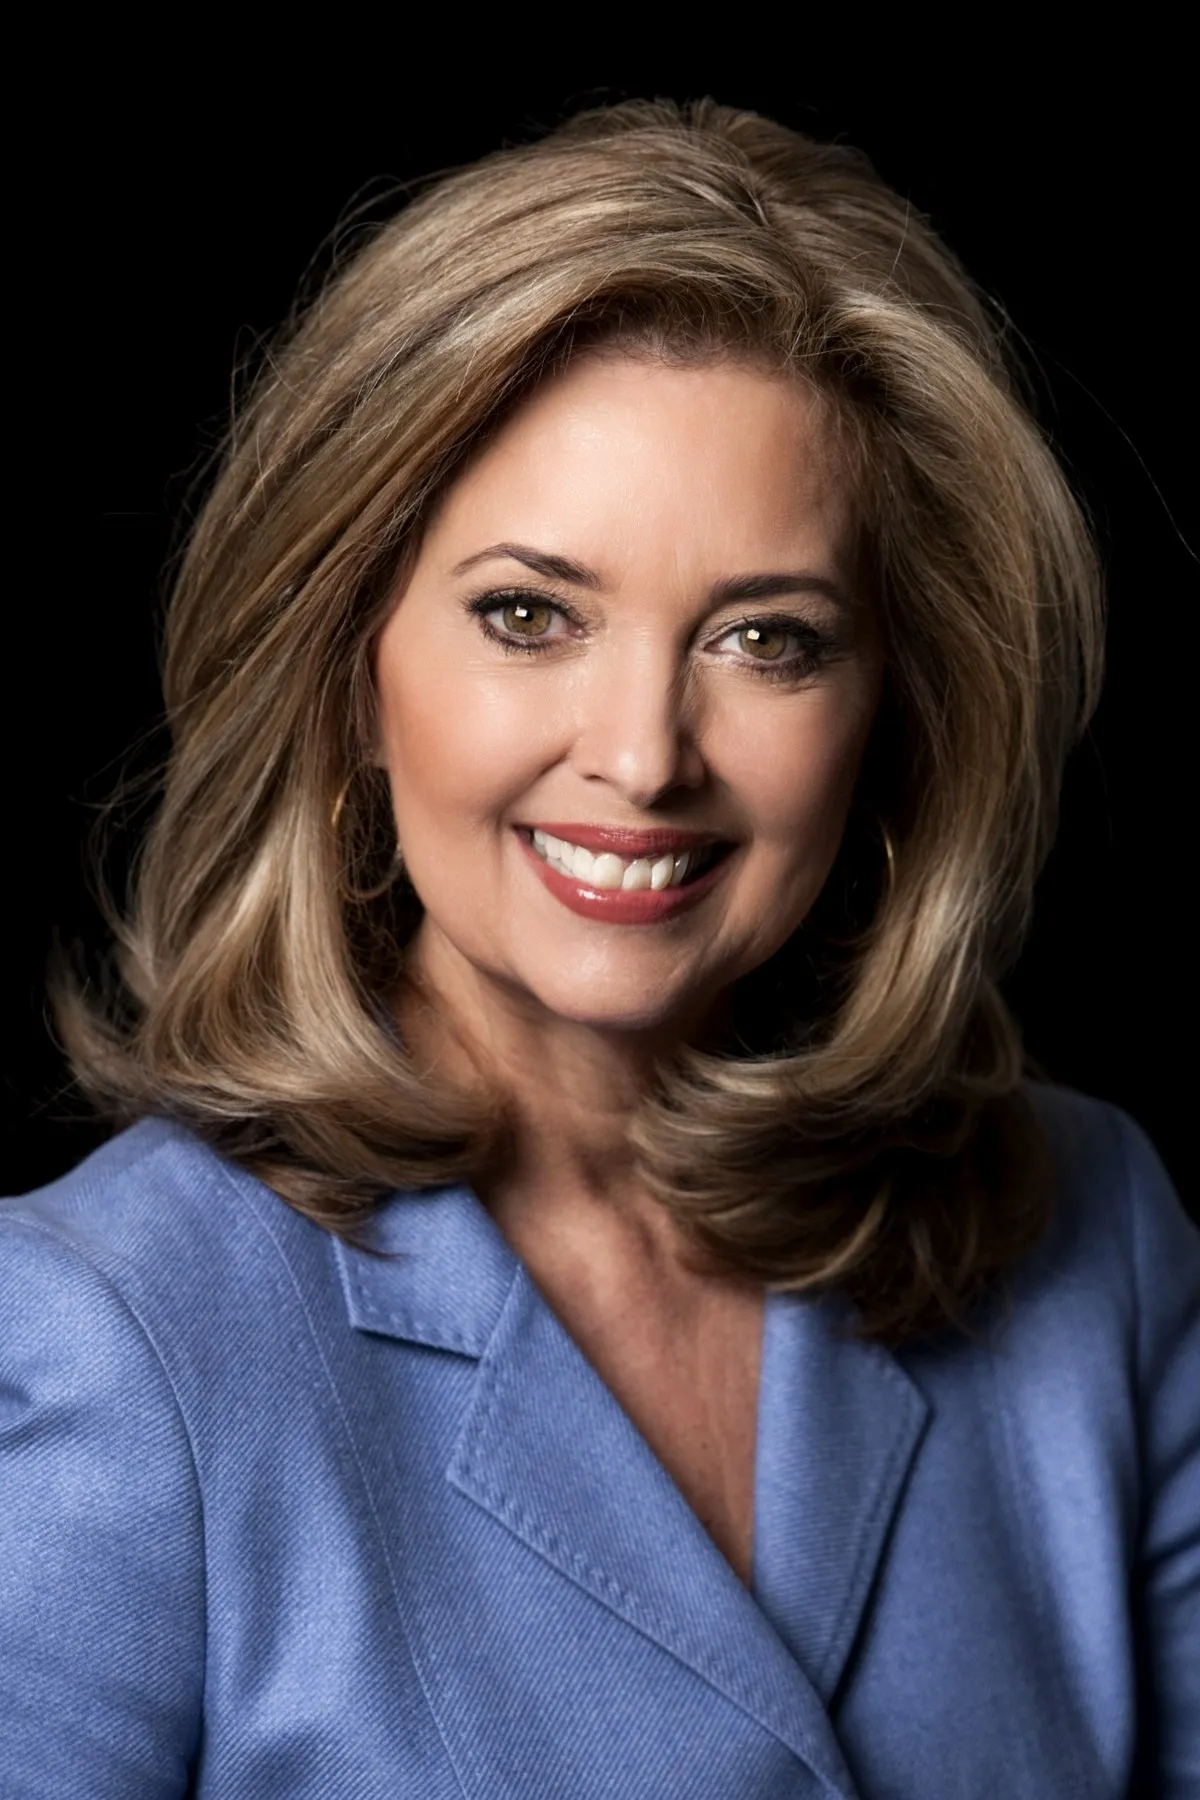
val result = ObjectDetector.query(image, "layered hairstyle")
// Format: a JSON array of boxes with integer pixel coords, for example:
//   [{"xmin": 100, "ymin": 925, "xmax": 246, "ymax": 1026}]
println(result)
[{"xmin": 63, "ymin": 98, "xmax": 1103, "ymax": 1346}]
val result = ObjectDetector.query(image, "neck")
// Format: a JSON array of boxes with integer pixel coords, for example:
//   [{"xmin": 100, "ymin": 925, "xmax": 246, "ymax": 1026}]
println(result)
[{"xmin": 396, "ymin": 925, "xmax": 728, "ymax": 1267}]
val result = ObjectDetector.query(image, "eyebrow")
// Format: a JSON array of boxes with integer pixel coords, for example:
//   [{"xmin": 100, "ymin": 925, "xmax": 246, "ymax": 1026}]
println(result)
[
  {"xmin": 451, "ymin": 541, "xmax": 853, "ymax": 611},
  {"xmin": 451, "ymin": 542, "xmax": 602, "ymax": 588},
  {"xmin": 708, "ymin": 571, "xmax": 851, "ymax": 611}
]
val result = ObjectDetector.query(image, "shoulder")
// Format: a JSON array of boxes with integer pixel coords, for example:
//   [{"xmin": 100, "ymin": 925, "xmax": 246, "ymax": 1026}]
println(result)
[
  {"xmin": 4, "ymin": 1114, "xmax": 282, "ymax": 1263},
  {"xmin": 1, "ymin": 1119, "xmax": 341, "ymax": 1430},
  {"xmin": 1020, "ymin": 1082, "xmax": 1197, "ymax": 1314},
  {"xmin": 0, "ymin": 1124, "xmax": 223, "ymax": 1787},
  {"xmin": 2, "ymin": 1116, "xmax": 322, "ymax": 1320},
  {"xmin": 1009, "ymin": 1082, "xmax": 1192, "ymax": 1303},
  {"xmin": 907, "ymin": 1084, "xmax": 1195, "ymax": 1466},
  {"xmin": 1028, "ymin": 1078, "xmax": 1178, "ymax": 1208},
  {"xmin": 982, "ymin": 1084, "xmax": 1198, "ymax": 1521},
  {"xmin": 1008, "ymin": 1091, "xmax": 1199, "ymax": 1789}
]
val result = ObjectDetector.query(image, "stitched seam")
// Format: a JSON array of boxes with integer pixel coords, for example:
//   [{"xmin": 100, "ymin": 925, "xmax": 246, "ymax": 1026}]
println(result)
[
  {"xmin": 815, "ymin": 1400, "xmax": 923, "ymax": 1694},
  {"xmin": 205, "ymin": 1155, "xmax": 477, "ymax": 1800},
  {"xmin": 15, "ymin": 1119, "xmax": 197, "ymax": 1204},
  {"xmin": 453, "ymin": 1290, "xmax": 824, "ymax": 1763},
  {"xmin": 346, "ymin": 1279, "xmax": 481, "ymax": 1355},
  {"xmin": 465, "ymin": 1465, "xmax": 810, "ymax": 1743},
  {"xmin": 5, "ymin": 1214, "xmax": 209, "ymax": 1751}
]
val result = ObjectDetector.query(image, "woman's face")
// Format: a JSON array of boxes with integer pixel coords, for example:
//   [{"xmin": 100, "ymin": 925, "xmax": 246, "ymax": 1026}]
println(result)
[{"xmin": 374, "ymin": 352, "xmax": 883, "ymax": 1038}]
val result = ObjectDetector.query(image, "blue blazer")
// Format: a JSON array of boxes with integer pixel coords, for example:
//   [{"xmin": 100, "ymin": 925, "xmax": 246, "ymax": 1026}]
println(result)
[{"xmin": 2, "ymin": 1086, "xmax": 1197, "ymax": 1799}]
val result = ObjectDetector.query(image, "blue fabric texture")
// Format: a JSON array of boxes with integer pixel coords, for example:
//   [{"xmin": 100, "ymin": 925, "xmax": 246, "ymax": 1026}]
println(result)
[{"xmin": 1, "ymin": 1085, "xmax": 1196, "ymax": 1798}]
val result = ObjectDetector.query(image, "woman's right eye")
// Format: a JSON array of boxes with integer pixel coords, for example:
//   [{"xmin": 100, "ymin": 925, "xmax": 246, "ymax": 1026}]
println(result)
[{"xmin": 465, "ymin": 590, "xmax": 575, "ymax": 652}]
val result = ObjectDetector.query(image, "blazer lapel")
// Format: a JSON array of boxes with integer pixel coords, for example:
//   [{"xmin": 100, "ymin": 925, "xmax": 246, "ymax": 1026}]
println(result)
[
  {"xmin": 446, "ymin": 1258, "xmax": 857, "ymax": 1791},
  {"xmin": 335, "ymin": 1184, "xmax": 929, "ymax": 1795},
  {"xmin": 335, "ymin": 1179, "xmax": 517, "ymax": 1356},
  {"xmin": 753, "ymin": 1289, "xmax": 931, "ymax": 1705}
]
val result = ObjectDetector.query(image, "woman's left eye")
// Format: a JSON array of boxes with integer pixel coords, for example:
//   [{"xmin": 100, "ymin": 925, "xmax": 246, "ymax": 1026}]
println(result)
[{"xmin": 711, "ymin": 619, "xmax": 826, "ymax": 674}]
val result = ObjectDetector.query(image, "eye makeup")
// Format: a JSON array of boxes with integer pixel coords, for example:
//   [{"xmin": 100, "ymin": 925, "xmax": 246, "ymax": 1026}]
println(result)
[
  {"xmin": 461, "ymin": 587, "xmax": 842, "ymax": 683},
  {"xmin": 706, "ymin": 612, "xmax": 838, "ymax": 682},
  {"xmin": 462, "ymin": 587, "xmax": 584, "ymax": 650}
]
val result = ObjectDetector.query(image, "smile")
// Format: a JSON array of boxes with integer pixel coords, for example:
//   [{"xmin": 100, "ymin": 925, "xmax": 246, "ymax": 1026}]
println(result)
[
  {"xmin": 529, "ymin": 829, "xmax": 720, "ymax": 892},
  {"xmin": 514, "ymin": 825, "xmax": 736, "ymax": 925}
]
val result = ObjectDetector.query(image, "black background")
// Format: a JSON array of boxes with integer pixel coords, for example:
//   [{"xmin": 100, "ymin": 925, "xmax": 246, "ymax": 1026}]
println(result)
[{"xmin": 8, "ymin": 45, "xmax": 1194, "ymax": 1213}]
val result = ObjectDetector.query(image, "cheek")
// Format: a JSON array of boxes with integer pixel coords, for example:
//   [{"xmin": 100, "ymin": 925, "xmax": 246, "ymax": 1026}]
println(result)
[
  {"xmin": 717, "ymin": 685, "xmax": 876, "ymax": 865},
  {"xmin": 375, "ymin": 643, "xmax": 558, "ymax": 836}
]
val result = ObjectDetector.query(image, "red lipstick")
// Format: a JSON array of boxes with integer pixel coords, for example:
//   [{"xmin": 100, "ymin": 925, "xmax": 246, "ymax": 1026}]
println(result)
[
  {"xmin": 523, "ymin": 823, "xmax": 726, "ymax": 857},
  {"xmin": 514, "ymin": 826, "xmax": 736, "ymax": 925}
]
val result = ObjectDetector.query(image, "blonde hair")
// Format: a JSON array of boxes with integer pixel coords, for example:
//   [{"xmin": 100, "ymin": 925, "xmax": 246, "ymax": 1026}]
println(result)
[{"xmin": 62, "ymin": 98, "xmax": 1103, "ymax": 1346}]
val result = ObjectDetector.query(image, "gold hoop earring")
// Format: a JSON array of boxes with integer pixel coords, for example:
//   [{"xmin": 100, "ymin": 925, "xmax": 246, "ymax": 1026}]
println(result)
[
  {"xmin": 330, "ymin": 776, "xmax": 403, "ymax": 905},
  {"xmin": 879, "ymin": 820, "xmax": 897, "ymax": 901}
]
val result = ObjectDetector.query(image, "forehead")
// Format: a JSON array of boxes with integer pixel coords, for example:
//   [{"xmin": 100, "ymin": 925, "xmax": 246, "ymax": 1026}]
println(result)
[{"xmin": 420, "ymin": 352, "xmax": 857, "ymax": 576}]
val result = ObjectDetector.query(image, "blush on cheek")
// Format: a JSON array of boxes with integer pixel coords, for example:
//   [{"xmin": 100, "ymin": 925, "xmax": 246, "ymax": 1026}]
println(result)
[
  {"xmin": 378, "ymin": 666, "xmax": 557, "ymax": 860},
  {"xmin": 733, "ymin": 719, "xmax": 877, "ymax": 947},
  {"xmin": 724, "ymin": 683, "xmax": 874, "ymax": 827}
]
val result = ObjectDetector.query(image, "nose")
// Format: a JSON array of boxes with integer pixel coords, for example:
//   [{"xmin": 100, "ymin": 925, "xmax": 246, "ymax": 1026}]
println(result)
[{"xmin": 568, "ymin": 638, "xmax": 706, "ymax": 808}]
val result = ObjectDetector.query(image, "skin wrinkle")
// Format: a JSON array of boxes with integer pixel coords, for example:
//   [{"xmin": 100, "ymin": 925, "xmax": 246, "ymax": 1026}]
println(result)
[{"xmin": 371, "ymin": 352, "xmax": 884, "ymax": 1585}]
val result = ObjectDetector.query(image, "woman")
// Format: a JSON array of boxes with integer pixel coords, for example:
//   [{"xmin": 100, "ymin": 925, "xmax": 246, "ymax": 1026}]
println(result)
[{"xmin": 2, "ymin": 99, "xmax": 1195, "ymax": 1799}]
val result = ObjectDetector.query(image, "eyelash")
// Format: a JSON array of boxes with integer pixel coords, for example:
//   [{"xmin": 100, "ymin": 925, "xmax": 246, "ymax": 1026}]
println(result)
[{"xmin": 463, "ymin": 588, "xmax": 836, "ymax": 683}]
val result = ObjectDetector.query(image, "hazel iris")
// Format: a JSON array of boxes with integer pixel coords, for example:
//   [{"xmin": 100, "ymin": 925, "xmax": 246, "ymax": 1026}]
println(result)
[
  {"xmin": 503, "ymin": 600, "xmax": 555, "ymax": 636},
  {"xmin": 739, "ymin": 625, "xmax": 789, "ymax": 660}
]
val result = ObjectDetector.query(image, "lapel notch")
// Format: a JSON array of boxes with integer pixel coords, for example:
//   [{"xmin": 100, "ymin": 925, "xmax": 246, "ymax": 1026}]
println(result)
[{"xmin": 333, "ymin": 1183, "xmax": 520, "ymax": 1357}]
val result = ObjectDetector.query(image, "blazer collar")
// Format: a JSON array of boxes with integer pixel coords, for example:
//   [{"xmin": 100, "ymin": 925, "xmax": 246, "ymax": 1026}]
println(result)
[
  {"xmin": 334, "ymin": 1184, "xmax": 930, "ymax": 1789},
  {"xmin": 334, "ymin": 1179, "xmax": 520, "ymax": 1356}
]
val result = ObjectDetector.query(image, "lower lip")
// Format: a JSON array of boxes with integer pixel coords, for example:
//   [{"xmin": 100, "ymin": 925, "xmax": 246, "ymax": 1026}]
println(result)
[{"xmin": 516, "ymin": 830, "xmax": 735, "ymax": 925}]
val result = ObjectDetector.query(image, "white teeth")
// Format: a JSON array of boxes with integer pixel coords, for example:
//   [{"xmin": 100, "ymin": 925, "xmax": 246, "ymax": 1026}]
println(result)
[
  {"xmin": 529, "ymin": 829, "xmax": 716, "ymax": 892},
  {"xmin": 590, "ymin": 852, "xmax": 625, "ymax": 890}
]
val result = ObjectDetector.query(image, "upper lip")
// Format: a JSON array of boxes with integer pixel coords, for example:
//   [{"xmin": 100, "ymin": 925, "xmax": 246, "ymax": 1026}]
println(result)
[{"xmin": 519, "ymin": 823, "xmax": 732, "ymax": 856}]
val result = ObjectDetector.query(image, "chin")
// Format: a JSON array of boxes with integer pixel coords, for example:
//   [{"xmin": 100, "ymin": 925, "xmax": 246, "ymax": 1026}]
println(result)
[{"xmin": 523, "ymin": 976, "xmax": 703, "ymax": 1037}]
